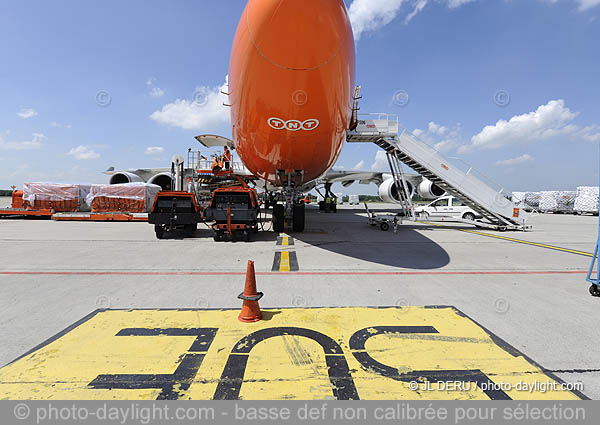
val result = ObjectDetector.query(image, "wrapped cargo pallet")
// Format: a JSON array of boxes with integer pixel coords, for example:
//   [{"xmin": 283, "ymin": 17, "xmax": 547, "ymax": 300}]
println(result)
[
  {"xmin": 85, "ymin": 183, "xmax": 161, "ymax": 213},
  {"xmin": 23, "ymin": 183, "xmax": 91, "ymax": 212},
  {"xmin": 539, "ymin": 191, "xmax": 576, "ymax": 213},
  {"xmin": 523, "ymin": 192, "xmax": 541, "ymax": 211},
  {"xmin": 574, "ymin": 186, "xmax": 599, "ymax": 214}
]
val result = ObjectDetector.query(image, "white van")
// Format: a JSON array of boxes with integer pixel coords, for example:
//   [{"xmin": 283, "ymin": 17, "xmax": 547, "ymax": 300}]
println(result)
[
  {"xmin": 415, "ymin": 196, "xmax": 481, "ymax": 221},
  {"xmin": 348, "ymin": 195, "xmax": 360, "ymax": 205}
]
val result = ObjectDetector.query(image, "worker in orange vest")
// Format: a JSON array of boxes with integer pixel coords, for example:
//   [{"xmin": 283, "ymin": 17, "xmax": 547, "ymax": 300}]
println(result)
[
  {"xmin": 211, "ymin": 154, "xmax": 222, "ymax": 174},
  {"xmin": 223, "ymin": 146, "xmax": 232, "ymax": 171}
]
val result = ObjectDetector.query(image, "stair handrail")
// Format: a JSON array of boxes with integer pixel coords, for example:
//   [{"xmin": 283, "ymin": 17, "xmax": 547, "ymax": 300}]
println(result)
[{"xmin": 397, "ymin": 127, "xmax": 513, "ymax": 201}]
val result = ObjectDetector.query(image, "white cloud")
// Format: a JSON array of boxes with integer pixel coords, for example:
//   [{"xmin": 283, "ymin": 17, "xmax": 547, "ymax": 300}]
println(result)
[
  {"xmin": 348, "ymin": 0, "xmax": 476, "ymax": 40},
  {"xmin": 458, "ymin": 99, "xmax": 600, "ymax": 153},
  {"xmin": 50, "ymin": 122, "xmax": 72, "ymax": 129},
  {"xmin": 446, "ymin": 0, "xmax": 476, "ymax": 7},
  {"xmin": 349, "ymin": 0, "xmax": 405, "ymax": 41},
  {"xmin": 578, "ymin": 0, "xmax": 600, "ymax": 11},
  {"xmin": 0, "ymin": 133, "xmax": 45, "ymax": 150},
  {"xmin": 405, "ymin": 0, "xmax": 428, "ymax": 24},
  {"xmin": 145, "ymin": 146, "xmax": 165, "ymax": 155},
  {"xmin": 150, "ymin": 77, "xmax": 230, "ymax": 131},
  {"xmin": 412, "ymin": 121, "xmax": 463, "ymax": 153},
  {"xmin": 149, "ymin": 87, "xmax": 165, "ymax": 98},
  {"xmin": 371, "ymin": 150, "xmax": 389, "ymax": 170},
  {"xmin": 66, "ymin": 145, "xmax": 100, "ymax": 160},
  {"xmin": 495, "ymin": 154, "xmax": 534, "ymax": 166},
  {"xmin": 354, "ymin": 160, "xmax": 365, "ymax": 169},
  {"xmin": 146, "ymin": 77, "xmax": 165, "ymax": 98},
  {"xmin": 17, "ymin": 108, "xmax": 38, "ymax": 119},
  {"xmin": 539, "ymin": 0, "xmax": 600, "ymax": 12}
]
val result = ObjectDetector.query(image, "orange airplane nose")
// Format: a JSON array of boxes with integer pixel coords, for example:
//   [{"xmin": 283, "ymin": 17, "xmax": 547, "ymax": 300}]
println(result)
[{"xmin": 246, "ymin": 0, "xmax": 352, "ymax": 70}]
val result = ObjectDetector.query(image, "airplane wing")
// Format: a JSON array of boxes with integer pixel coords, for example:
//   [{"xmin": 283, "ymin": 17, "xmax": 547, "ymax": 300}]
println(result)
[
  {"xmin": 103, "ymin": 168, "xmax": 169, "ymax": 175},
  {"xmin": 317, "ymin": 169, "xmax": 423, "ymax": 188}
]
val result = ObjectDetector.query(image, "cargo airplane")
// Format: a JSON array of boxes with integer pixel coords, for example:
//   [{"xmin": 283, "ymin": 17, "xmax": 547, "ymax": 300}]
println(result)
[{"xmin": 107, "ymin": 0, "xmax": 446, "ymax": 232}]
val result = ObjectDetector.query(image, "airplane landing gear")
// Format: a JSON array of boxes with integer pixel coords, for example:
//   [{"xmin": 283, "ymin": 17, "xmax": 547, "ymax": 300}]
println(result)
[
  {"xmin": 272, "ymin": 202, "xmax": 305, "ymax": 233},
  {"xmin": 292, "ymin": 203, "xmax": 305, "ymax": 233},
  {"xmin": 273, "ymin": 204, "xmax": 285, "ymax": 233}
]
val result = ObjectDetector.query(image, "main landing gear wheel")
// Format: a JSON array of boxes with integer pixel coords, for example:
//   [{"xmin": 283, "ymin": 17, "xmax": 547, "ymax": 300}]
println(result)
[
  {"xmin": 273, "ymin": 204, "xmax": 285, "ymax": 233},
  {"xmin": 292, "ymin": 203, "xmax": 305, "ymax": 233},
  {"xmin": 590, "ymin": 285, "xmax": 600, "ymax": 297}
]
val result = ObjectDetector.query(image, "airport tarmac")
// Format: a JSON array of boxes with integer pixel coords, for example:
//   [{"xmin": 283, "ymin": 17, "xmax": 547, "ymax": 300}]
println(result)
[{"xmin": 0, "ymin": 199, "xmax": 599, "ymax": 400}]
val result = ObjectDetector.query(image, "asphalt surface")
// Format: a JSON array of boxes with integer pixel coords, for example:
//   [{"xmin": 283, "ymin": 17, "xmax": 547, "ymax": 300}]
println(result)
[{"xmin": 1, "ymin": 198, "xmax": 599, "ymax": 398}]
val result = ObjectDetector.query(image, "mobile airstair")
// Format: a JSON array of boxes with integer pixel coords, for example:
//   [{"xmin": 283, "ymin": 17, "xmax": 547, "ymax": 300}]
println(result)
[{"xmin": 347, "ymin": 113, "xmax": 531, "ymax": 231}]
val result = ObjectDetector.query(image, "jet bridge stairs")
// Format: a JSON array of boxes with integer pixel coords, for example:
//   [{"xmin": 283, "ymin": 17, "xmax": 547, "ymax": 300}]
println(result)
[{"xmin": 347, "ymin": 114, "xmax": 531, "ymax": 231}]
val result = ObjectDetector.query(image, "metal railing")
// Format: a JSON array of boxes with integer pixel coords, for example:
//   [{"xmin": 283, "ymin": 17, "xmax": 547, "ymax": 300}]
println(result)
[{"xmin": 398, "ymin": 127, "xmax": 511, "ymax": 200}]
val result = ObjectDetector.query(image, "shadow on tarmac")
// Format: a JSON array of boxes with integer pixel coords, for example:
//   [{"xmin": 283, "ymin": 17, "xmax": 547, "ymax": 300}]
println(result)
[{"xmin": 293, "ymin": 207, "xmax": 451, "ymax": 270}]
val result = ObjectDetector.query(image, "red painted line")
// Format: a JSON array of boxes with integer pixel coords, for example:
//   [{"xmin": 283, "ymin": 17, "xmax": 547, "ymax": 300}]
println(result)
[{"xmin": 0, "ymin": 270, "xmax": 589, "ymax": 276}]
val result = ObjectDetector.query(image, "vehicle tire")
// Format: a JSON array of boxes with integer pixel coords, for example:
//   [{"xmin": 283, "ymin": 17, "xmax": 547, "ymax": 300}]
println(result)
[
  {"xmin": 213, "ymin": 231, "xmax": 221, "ymax": 242},
  {"xmin": 292, "ymin": 203, "xmax": 305, "ymax": 233},
  {"xmin": 243, "ymin": 231, "xmax": 250, "ymax": 242},
  {"xmin": 463, "ymin": 212, "xmax": 476, "ymax": 221},
  {"xmin": 319, "ymin": 201, "xmax": 325, "ymax": 211},
  {"xmin": 273, "ymin": 204, "xmax": 285, "ymax": 233},
  {"xmin": 380, "ymin": 221, "xmax": 390, "ymax": 231},
  {"xmin": 184, "ymin": 224, "xmax": 196, "ymax": 237},
  {"xmin": 331, "ymin": 203, "xmax": 337, "ymax": 213},
  {"xmin": 155, "ymin": 224, "xmax": 165, "ymax": 239},
  {"xmin": 590, "ymin": 285, "xmax": 600, "ymax": 297}
]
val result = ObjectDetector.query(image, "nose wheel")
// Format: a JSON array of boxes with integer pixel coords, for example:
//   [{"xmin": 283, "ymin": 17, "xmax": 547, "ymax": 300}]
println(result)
[
  {"xmin": 292, "ymin": 203, "xmax": 305, "ymax": 233},
  {"xmin": 271, "ymin": 202, "xmax": 305, "ymax": 233},
  {"xmin": 272, "ymin": 204, "xmax": 285, "ymax": 233}
]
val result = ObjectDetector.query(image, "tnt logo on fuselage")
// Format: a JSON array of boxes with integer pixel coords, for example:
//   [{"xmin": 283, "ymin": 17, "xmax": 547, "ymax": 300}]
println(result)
[{"xmin": 267, "ymin": 117, "xmax": 319, "ymax": 132}]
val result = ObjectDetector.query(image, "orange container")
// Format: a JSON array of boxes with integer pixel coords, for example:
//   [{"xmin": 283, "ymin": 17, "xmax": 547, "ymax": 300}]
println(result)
[{"xmin": 12, "ymin": 190, "xmax": 24, "ymax": 209}]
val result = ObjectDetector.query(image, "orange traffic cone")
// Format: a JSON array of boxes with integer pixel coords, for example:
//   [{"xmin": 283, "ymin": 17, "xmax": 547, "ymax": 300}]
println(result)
[{"xmin": 238, "ymin": 260, "xmax": 263, "ymax": 322}]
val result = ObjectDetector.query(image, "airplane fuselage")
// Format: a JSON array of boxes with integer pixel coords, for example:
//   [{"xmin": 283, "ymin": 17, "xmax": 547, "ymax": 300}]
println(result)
[{"xmin": 229, "ymin": 0, "xmax": 356, "ymax": 185}]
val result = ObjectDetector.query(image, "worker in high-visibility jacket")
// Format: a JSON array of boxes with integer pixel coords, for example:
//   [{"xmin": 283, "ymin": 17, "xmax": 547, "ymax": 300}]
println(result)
[
  {"xmin": 325, "ymin": 196, "xmax": 331, "ymax": 213},
  {"xmin": 223, "ymin": 146, "xmax": 232, "ymax": 171},
  {"xmin": 211, "ymin": 155, "xmax": 222, "ymax": 174}
]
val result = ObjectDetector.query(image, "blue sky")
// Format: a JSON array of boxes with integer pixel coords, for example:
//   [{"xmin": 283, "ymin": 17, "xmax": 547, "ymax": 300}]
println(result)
[{"xmin": 1, "ymin": 0, "xmax": 599, "ymax": 194}]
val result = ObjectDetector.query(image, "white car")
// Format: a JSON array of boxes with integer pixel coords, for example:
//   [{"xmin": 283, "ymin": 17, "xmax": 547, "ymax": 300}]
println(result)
[{"xmin": 415, "ymin": 196, "xmax": 481, "ymax": 221}]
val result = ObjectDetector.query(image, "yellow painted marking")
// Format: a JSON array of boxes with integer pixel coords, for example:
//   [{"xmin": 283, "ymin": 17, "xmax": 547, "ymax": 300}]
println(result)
[
  {"xmin": 0, "ymin": 308, "xmax": 580, "ymax": 400},
  {"xmin": 419, "ymin": 221, "xmax": 593, "ymax": 257},
  {"xmin": 282, "ymin": 237, "xmax": 289, "ymax": 246},
  {"xmin": 279, "ymin": 251, "xmax": 290, "ymax": 272}
]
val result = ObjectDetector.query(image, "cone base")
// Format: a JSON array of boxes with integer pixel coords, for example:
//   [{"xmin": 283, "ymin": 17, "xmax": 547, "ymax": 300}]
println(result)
[{"xmin": 238, "ymin": 314, "xmax": 262, "ymax": 323}]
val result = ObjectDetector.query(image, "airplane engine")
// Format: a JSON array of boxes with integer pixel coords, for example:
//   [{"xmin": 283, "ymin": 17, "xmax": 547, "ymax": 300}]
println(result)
[
  {"xmin": 109, "ymin": 172, "xmax": 143, "ymax": 185},
  {"xmin": 147, "ymin": 173, "xmax": 173, "ymax": 191},
  {"xmin": 378, "ymin": 178, "xmax": 414, "ymax": 204},
  {"xmin": 417, "ymin": 179, "xmax": 445, "ymax": 200}
]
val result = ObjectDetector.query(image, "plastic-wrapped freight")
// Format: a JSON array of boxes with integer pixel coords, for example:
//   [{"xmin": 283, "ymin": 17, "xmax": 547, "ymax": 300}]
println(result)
[
  {"xmin": 23, "ymin": 183, "xmax": 91, "ymax": 212},
  {"xmin": 523, "ymin": 192, "xmax": 541, "ymax": 211},
  {"xmin": 86, "ymin": 183, "xmax": 162, "ymax": 213},
  {"xmin": 574, "ymin": 186, "xmax": 599, "ymax": 214},
  {"xmin": 539, "ymin": 191, "xmax": 576, "ymax": 213}
]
